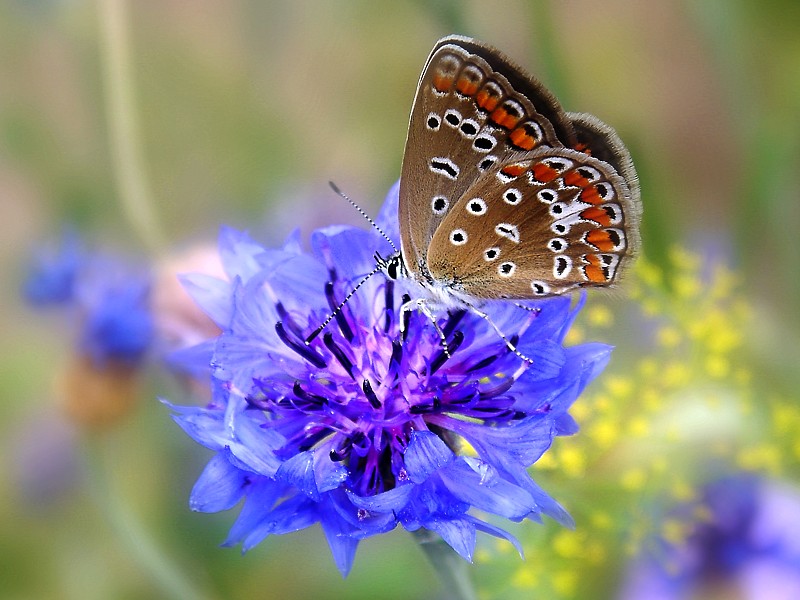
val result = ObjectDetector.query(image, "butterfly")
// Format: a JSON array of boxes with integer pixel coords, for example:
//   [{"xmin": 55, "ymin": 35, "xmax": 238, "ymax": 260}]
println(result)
[
  {"xmin": 381, "ymin": 35, "xmax": 641, "ymax": 307},
  {"xmin": 308, "ymin": 36, "xmax": 641, "ymax": 356}
]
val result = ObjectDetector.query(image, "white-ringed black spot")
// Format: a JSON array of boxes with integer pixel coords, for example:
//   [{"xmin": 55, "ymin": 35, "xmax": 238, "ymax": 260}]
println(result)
[
  {"xmin": 503, "ymin": 188, "xmax": 522, "ymax": 205},
  {"xmin": 459, "ymin": 119, "xmax": 479, "ymax": 138},
  {"xmin": 466, "ymin": 198, "xmax": 487, "ymax": 216},
  {"xmin": 544, "ymin": 158, "xmax": 573, "ymax": 172},
  {"xmin": 431, "ymin": 195, "xmax": 448, "ymax": 215},
  {"xmin": 444, "ymin": 109, "xmax": 462, "ymax": 127},
  {"xmin": 473, "ymin": 134, "xmax": 496, "ymax": 152},
  {"xmin": 577, "ymin": 166, "xmax": 601, "ymax": 182},
  {"xmin": 496, "ymin": 170, "xmax": 515, "ymax": 184},
  {"xmin": 478, "ymin": 156, "xmax": 497, "ymax": 171},
  {"xmin": 484, "ymin": 247, "xmax": 500, "ymax": 262},
  {"xmin": 549, "ymin": 202, "xmax": 566, "ymax": 217},
  {"xmin": 430, "ymin": 157, "xmax": 460, "ymax": 180},
  {"xmin": 450, "ymin": 229, "xmax": 468, "ymax": 246},
  {"xmin": 426, "ymin": 113, "xmax": 441, "ymax": 131},
  {"xmin": 537, "ymin": 189, "xmax": 557, "ymax": 204},
  {"xmin": 552, "ymin": 223, "xmax": 568, "ymax": 235},
  {"xmin": 554, "ymin": 255, "xmax": 572, "ymax": 279},
  {"xmin": 548, "ymin": 238, "xmax": 567, "ymax": 252},
  {"xmin": 498, "ymin": 262, "xmax": 516, "ymax": 277},
  {"xmin": 495, "ymin": 223, "xmax": 520, "ymax": 243},
  {"xmin": 600, "ymin": 254, "xmax": 616, "ymax": 266},
  {"xmin": 596, "ymin": 182, "xmax": 614, "ymax": 200},
  {"xmin": 531, "ymin": 280, "xmax": 550, "ymax": 295}
]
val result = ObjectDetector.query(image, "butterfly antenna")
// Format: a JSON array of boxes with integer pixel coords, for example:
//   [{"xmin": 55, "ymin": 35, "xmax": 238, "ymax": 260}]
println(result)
[
  {"xmin": 513, "ymin": 302, "xmax": 542, "ymax": 313},
  {"xmin": 329, "ymin": 181, "xmax": 399, "ymax": 254},
  {"xmin": 305, "ymin": 264, "xmax": 383, "ymax": 345}
]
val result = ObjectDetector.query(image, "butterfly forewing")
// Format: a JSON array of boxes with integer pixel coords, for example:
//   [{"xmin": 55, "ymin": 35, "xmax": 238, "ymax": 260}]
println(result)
[
  {"xmin": 425, "ymin": 147, "xmax": 636, "ymax": 299},
  {"xmin": 398, "ymin": 36, "xmax": 577, "ymax": 277}
]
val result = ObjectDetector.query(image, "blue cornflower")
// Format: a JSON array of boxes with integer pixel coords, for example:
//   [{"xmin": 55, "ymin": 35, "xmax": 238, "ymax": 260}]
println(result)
[
  {"xmin": 24, "ymin": 232, "xmax": 154, "ymax": 367},
  {"xmin": 23, "ymin": 230, "xmax": 83, "ymax": 306},
  {"xmin": 619, "ymin": 476, "xmax": 800, "ymax": 600},
  {"xmin": 167, "ymin": 184, "xmax": 611, "ymax": 575}
]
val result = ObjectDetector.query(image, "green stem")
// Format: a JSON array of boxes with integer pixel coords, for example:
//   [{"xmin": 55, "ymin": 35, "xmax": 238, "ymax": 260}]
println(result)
[
  {"xmin": 83, "ymin": 436, "xmax": 212, "ymax": 600},
  {"xmin": 414, "ymin": 530, "xmax": 478, "ymax": 600},
  {"xmin": 530, "ymin": 1, "xmax": 572, "ymax": 106},
  {"xmin": 98, "ymin": 0, "xmax": 165, "ymax": 253}
]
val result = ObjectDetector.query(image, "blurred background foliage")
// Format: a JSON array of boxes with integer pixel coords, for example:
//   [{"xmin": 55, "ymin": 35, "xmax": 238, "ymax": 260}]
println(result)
[{"xmin": 1, "ymin": 1, "xmax": 799, "ymax": 599}]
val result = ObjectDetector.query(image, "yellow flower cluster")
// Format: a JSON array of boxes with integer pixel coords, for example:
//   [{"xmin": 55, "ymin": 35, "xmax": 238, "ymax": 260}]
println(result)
[{"xmin": 475, "ymin": 248, "xmax": 791, "ymax": 599}]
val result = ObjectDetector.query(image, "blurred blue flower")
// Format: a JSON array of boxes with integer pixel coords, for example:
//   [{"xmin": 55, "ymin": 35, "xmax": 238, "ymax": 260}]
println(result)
[
  {"xmin": 24, "ymin": 231, "xmax": 154, "ymax": 367},
  {"xmin": 23, "ymin": 230, "xmax": 83, "ymax": 305},
  {"xmin": 619, "ymin": 476, "xmax": 800, "ymax": 600},
  {"xmin": 167, "ymin": 184, "xmax": 611, "ymax": 576}
]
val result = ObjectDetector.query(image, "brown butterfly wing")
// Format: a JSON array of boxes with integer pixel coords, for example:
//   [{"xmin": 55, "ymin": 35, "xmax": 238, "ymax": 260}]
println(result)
[
  {"xmin": 398, "ymin": 36, "xmax": 576, "ymax": 277},
  {"xmin": 425, "ymin": 145, "xmax": 638, "ymax": 299}
]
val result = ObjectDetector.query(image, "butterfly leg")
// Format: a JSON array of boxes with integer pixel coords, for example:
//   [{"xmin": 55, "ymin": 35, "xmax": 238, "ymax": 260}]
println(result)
[
  {"xmin": 467, "ymin": 305, "xmax": 535, "ymax": 364},
  {"xmin": 398, "ymin": 297, "xmax": 451, "ymax": 358}
]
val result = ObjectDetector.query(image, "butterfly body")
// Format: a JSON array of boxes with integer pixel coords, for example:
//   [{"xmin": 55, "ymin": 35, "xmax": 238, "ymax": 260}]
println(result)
[{"xmin": 395, "ymin": 35, "xmax": 641, "ymax": 305}]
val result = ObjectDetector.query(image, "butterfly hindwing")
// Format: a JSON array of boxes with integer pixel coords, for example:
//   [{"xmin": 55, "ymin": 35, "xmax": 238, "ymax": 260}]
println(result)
[{"xmin": 425, "ymin": 146, "xmax": 636, "ymax": 299}]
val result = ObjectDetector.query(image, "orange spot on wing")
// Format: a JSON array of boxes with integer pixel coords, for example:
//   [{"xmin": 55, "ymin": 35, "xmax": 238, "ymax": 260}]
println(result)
[
  {"xmin": 564, "ymin": 170, "xmax": 590, "ymax": 188},
  {"xmin": 509, "ymin": 127, "xmax": 536, "ymax": 150},
  {"xmin": 581, "ymin": 206, "xmax": 612, "ymax": 227},
  {"xmin": 585, "ymin": 229, "xmax": 615, "ymax": 251},
  {"xmin": 476, "ymin": 89, "xmax": 500, "ymax": 111},
  {"xmin": 456, "ymin": 77, "xmax": 479, "ymax": 96},
  {"xmin": 573, "ymin": 142, "xmax": 592, "ymax": 155},
  {"xmin": 433, "ymin": 74, "xmax": 454, "ymax": 92},
  {"xmin": 580, "ymin": 186, "xmax": 603, "ymax": 205},
  {"xmin": 501, "ymin": 163, "xmax": 527, "ymax": 177},
  {"xmin": 490, "ymin": 108, "xmax": 521, "ymax": 129},
  {"xmin": 532, "ymin": 163, "xmax": 559, "ymax": 183},
  {"xmin": 583, "ymin": 254, "xmax": 608, "ymax": 283}
]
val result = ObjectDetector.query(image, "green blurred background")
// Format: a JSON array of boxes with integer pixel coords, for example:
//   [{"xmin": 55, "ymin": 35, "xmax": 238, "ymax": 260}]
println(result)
[{"xmin": 1, "ymin": 1, "xmax": 799, "ymax": 599}]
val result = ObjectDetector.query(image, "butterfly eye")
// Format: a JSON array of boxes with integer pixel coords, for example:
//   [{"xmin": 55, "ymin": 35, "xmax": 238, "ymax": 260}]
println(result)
[
  {"xmin": 466, "ymin": 198, "xmax": 487, "ymax": 215},
  {"xmin": 449, "ymin": 229, "xmax": 468, "ymax": 245},
  {"xmin": 431, "ymin": 195, "xmax": 449, "ymax": 215}
]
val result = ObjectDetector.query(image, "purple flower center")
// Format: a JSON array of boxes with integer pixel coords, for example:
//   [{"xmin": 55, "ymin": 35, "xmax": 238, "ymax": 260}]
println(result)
[{"xmin": 245, "ymin": 271, "xmax": 539, "ymax": 497}]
